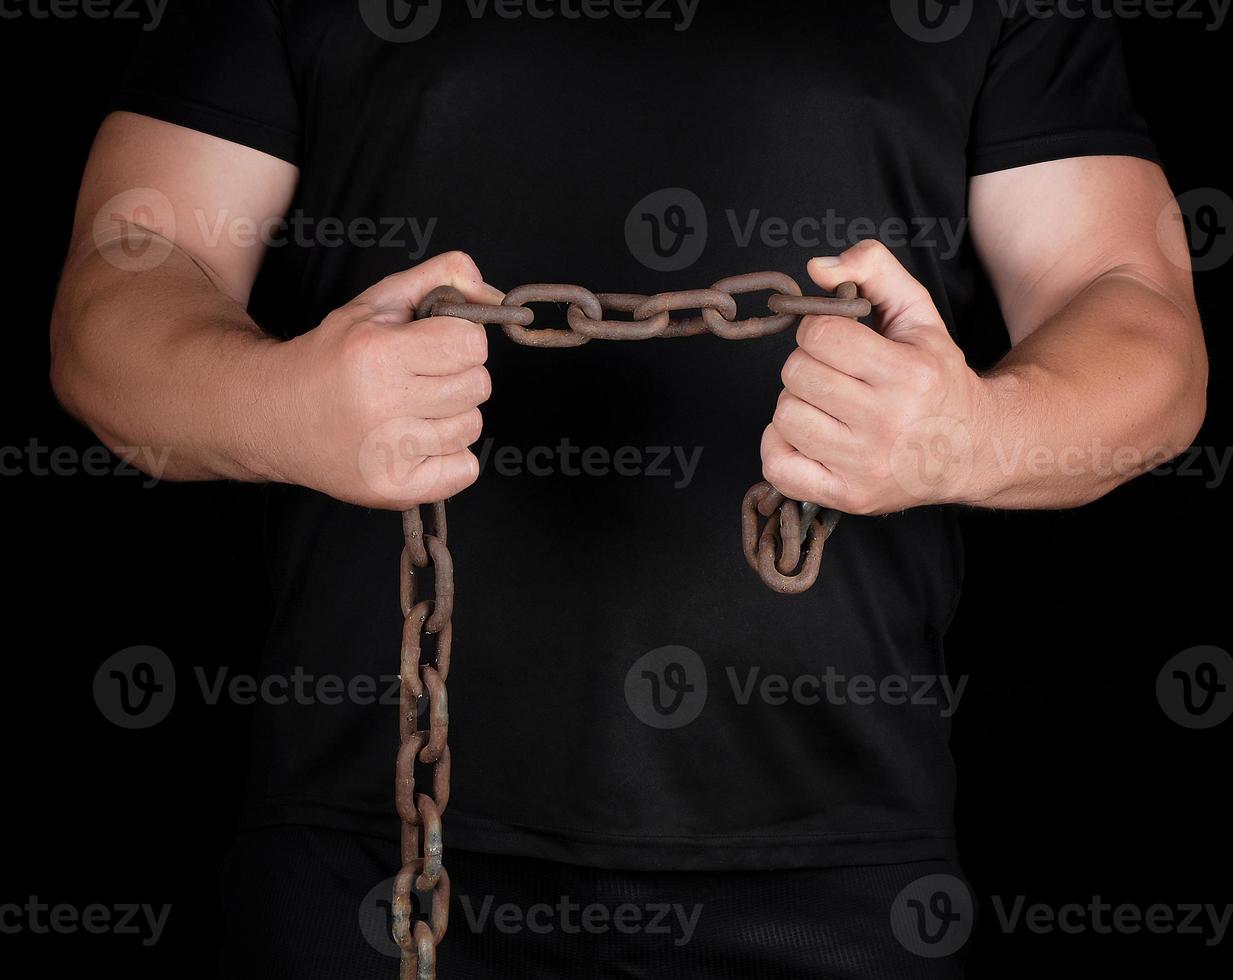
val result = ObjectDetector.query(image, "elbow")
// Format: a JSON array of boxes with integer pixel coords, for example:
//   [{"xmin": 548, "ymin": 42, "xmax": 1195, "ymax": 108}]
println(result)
[
  {"xmin": 49, "ymin": 306, "xmax": 85, "ymax": 425},
  {"xmin": 49, "ymin": 303, "xmax": 94, "ymax": 433},
  {"xmin": 1160, "ymin": 329, "xmax": 1209, "ymax": 460}
]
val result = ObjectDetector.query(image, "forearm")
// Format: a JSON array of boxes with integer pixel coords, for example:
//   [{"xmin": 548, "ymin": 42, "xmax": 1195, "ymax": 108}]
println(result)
[
  {"xmin": 50, "ymin": 237, "xmax": 289, "ymax": 483},
  {"xmin": 963, "ymin": 271, "xmax": 1207, "ymax": 509}
]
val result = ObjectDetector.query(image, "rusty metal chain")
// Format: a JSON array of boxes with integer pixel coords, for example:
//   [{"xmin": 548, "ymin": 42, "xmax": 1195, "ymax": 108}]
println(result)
[
  {"xmin": 394, "ymin": 503, "xmax": 452, "ymax": 980},
  {"xmin": 394, "ymin": 271, "xmax": 868, "ymax": 976}
]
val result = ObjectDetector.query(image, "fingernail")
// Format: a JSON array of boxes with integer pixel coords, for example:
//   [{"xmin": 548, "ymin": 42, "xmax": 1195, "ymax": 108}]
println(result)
[
  {"xmin": 812, "ymin": 256, "xmax": 842, "ymax": 268},
  {"xmin": 477, "ymin": 281, "xmax": 505, "ymax": 303}
]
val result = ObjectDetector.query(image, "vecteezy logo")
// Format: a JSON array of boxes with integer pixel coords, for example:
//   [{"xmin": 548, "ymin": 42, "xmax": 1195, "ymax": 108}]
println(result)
[
  {"xmin": 91, "ymin": 188, "xmax": 176, "ymax": 273},
  {"xmin": 358, "ymin": 0, "xmax": 442, "ymax": 43},
  {"xmin": 888, "ymin": 416, "xmax": 974, "ymax": 504},
  {"xmin": 360, "ymin": 875, "xmax": 437, "ymax": 958},
  {"xmin": 1156, "ymin": 645, "xmax": 1233, "ymax": 729},
  {"xmin": 359, "ymin": 877, "xmax": 399, "ymax": 959},
  {"xmin": 624, "ymin": 646, "xmax": 707, "ymax": 729},
  {"xmin": 1159, "ymin": 188, "xmax": 1233, "ymax": 273},
  {"xmin": 889, "ymin": 0, "xmax": 973, "ymax": 44},
  {"xmin": 625, "ymin": 188, "xmax": 708, "ymax": 272},
  {"xmin": 890, "ymin": 873, "xmax": 974, "ymax": 958},
  {"xmin": 93, "ymin": 646, "xmax": 177, "ymax": 729}
]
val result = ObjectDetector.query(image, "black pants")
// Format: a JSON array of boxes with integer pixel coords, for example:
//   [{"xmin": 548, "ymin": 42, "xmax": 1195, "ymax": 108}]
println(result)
[{"xmin": 218, "ymin": 827, "xmax": 968, "ymax": 979}]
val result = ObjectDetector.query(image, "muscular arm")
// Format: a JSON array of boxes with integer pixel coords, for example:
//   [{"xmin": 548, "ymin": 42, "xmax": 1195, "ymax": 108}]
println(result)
[
  {"xmin": 964, "ymin": 155, "xmax": 1207, "ymax": 507},
  {"xmin": 51, "ymin": 113, "xmax": 498, "ymax": 508},
  {"xmin": 51, "ymin": 112, "xmax": 299, "ymax": 482},
  {"xmin": 764, "ymin": 156, "xmax": 1208, "ymax": 513}
]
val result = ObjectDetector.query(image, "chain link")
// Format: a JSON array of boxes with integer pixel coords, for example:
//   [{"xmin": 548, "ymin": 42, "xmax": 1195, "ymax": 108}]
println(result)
[
  {"xmin": 394, "ymin": 503, "xmax": 452, "ymax": 980},
  {"xmin": 395, "ymin": 271, "xmax": 868, "ymax": 976}
]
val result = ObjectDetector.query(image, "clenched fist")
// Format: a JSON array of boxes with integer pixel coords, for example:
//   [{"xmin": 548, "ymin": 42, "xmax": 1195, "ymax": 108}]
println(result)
[
  {"xmin": 273, "ymin": 251, "xmax": 500, "ymax": 509},
  {"xmin": 763, "ymin": 240, "xmax": 989, "ymax": 515}
]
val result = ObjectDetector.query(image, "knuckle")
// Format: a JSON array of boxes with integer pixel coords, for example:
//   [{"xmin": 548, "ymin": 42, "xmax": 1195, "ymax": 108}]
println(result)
[
  {"xmin": 472, "ymin": 365, "xmax": 493, "ymax": 403},
  {"xmin": 796, "ymin": 315, "xmax": 830, "ymax": 351},
  {"xmin": 341, "ymin": 321, "xmax": 385, "ymax": 379},
  {"xmin": 781, "ymin": 349, "xmax": 808, "ymax": 388},
  {"xmin": 460, "ymin": 408, "xmax": 484, "ymax": 444},
  {"xmin": 443, "ymin": 250, "xmax": 479, "ymax": 278},
  {"xmin": 772, "ymin": 399, "xmax": 798, "ymax": 433},
  {"xmin": 443, "ymin": 319, "xmax": 487, "ymax": 362}
]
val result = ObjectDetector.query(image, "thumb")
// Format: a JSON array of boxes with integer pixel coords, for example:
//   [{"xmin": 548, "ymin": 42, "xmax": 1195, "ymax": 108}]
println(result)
[
  {"xmin": 353, "ymin": 250, "xmax": 504, "ymax": 323},
  {"xmin": 807, "ymin": 240, "xmax": 945, "ymax": 345}
]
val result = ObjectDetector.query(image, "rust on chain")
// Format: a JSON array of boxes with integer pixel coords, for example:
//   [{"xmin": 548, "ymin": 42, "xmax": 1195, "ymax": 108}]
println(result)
[
  {"xmin": 501, "ymin": 284, "xmax": 601, "ymax": 348},
  {"xmin": 395, "ymin": 273, "xmax": 870, "ymax": 974},
  {"xmin": 631, "ymin": 288, "xmax": 738, "ymax": 339},
  {"xmin": 769, "ymin": 280, "xmax": 871, "ymax": 319},
  {"xmin": 566, "ymin": 293, "xmax": 672, "ymax": 340},
  {"xmin": 701, "ymin": 271, "xmax": 802, "ymax": 340},
  {"xmin": 416, "ymin": 284, "xmax": 535, "ymax": 328},
  {"xmin": 741, "ymin": 481, "xmax": 842, "ymax": 595},
  {"xmin": 395, "ymin": 503, "xmax": 454, "ymax": 979}
]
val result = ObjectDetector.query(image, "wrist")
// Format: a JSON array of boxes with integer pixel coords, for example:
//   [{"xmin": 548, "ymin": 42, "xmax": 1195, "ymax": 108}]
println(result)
[
  {"xmin": 229, "ymin": 333, "xmax": 305, "ymax": 486},
  {"xmin": 950, "ymin": 368, "xmax": 1030, "ymax": 507}
]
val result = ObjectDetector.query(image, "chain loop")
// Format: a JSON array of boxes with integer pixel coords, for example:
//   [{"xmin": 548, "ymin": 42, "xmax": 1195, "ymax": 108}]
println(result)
[
  {"xmin": 398, "ymin": 272, "xmax": 869, "ymax": 974},
  {"xmin": 395, "ymin": 503, "xmax": 453, "ymax": 979}
]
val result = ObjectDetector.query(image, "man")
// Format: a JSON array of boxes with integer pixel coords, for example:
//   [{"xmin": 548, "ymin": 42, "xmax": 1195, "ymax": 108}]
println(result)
[{"xmin": 51, "ymin": 1, "xmax": 1205, "ymax": 977}]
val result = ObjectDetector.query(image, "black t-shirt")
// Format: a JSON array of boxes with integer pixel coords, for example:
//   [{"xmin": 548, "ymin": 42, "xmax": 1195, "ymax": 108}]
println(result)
[{"xmin": 115, "ymin": 1, "xmax": 1155, "ymax": 871}]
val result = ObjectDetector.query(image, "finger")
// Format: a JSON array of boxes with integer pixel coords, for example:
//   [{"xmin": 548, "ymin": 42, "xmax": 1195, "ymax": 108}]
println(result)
[
  {"xmin": 352, "ymin": 250, "xmax": 505, "ymax": 322},
  {"xmin": 781, "ymin": 347, "xmax": 875, "ymax": 425},
  {"xmin": 369, "ymin": 410, "xmax": 484, "ymax": 466},
  {"xmin": 772, "ymin": 392, "xmax": 859, "ymax": 469},
  {"xmin": 357, "ymin": 414, "xmax": 483, "ymax": 509},
  {"xmin": 389, "ymin": 315, "xmax": 489, "ymax": 376},
  {"xmin": 796, "ymin": 313, "xmax": 898, "ymax": 384},
  {"xmin": 411, "ymin": 449, "xmax": 483, "ymax": 505},
  {"xmin": 404, "ymin": 365, "xmax": 492, "ymax": 419},
  {"xmin": 369, "ymin": 449, "xmax": 482, "ymax": 512},
  {"xmin": 760, "ymin": 424, "xmax": 846, "ymax": 508},
  {"xmin": 807, "ymin": 241, "xmax": 944, "ymax": 344}
]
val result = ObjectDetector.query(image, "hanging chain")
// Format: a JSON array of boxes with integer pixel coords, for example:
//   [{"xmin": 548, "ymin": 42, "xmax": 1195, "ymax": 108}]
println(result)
[
  {"xmin": 394, "ymin": 271, "xmax": 868, "ymax": 977},
  {"xmin": 394, "ymin": 503, "xmax": 452, "ymax": 980}
]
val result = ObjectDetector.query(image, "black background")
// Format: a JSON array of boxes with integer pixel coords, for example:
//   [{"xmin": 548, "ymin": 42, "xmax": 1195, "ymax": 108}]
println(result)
[{"xmin": 2, "ymin": 6, "xmax": 1229, "ymax": 978}]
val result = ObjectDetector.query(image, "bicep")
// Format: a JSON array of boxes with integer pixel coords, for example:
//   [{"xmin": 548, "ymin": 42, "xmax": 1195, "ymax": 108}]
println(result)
[
  {"xmin": 968, "ymin": 156, "xmax": 1196, "ymax": 344},
  {"xmin": 69, "ymin": 111, "xmax": 299, "ymax": 305}
]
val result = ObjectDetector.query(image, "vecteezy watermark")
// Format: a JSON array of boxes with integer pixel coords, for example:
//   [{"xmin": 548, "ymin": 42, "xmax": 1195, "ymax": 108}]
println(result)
[
  {"xmin": 459, "ymin": 895, "xmax": 703, "ymax": 945},
  {"xmin": 990, "ymin": 895, "xmax": 1231, "ymax": 946},
  {"xmin": 0, "ymin": 0, "xmax": 168, "ymax": 30},
  {"xmin": 1150, "ymin": 445, "xmax": 1233, "ymax": 488},
  {"xmin": 890, "ymin": 0, "xmax": 975, "ymax": 43},
  {"xmin": 892, "ymin": 0, "xmax": 1230, "ymax": 43},
  {"xmin": 890, "ymin": 417, "xmax": 976, "ymax": 505},
  {"xmin": 625, "ymin": 188, "xmax": 709, "ymax": 273},
  {"xmin": 625, "ymin": 646, "xmax": 709, "ymax": 729},
  {"xmin": 624, "ymin": 646, "xmax": 967, "ymax": 729},
  {"xmin": 358, "ymin": 0, "xmax": 699, "ymax": 43},
  {"xmin": 92, "ymin": 188, "xmax": 177, "ymax": 273},
  {"xmin": 0, "ymin": 898, "xmax": 171, "ymax": 946},
  {"xmin": 726, "ymin": 666, "xmax": 967, "ymax": 717},
  {"xmin": 1156, "ymin": 645, "xmax": 1233, "ymax": 729},
  {"xmin": 475, "ymin": 438, "xmax": 704, "ymax": 488},
  {"xmin": 358, "ymin": 878, "xmax": 702, "ymax": 956},
  {"xmin": 193, "ymin": 209, "xmax": 439, "ymax": 261},
  {"xmin": 625, "ymin": 188, "xmax": 968, "ymax": 272},
  {"xmin": 1159, "ymin": 188, "xmax": 1233, "ymax": 273},
  {"xmin": 93, "ymin": 646, "xmax": 177, "ymax": 730},
  {"xmin": 890, "ymin": 874, "xmax": 975, "ymax": 958},
  {"xmin": 0, "ymin": 439, "xmax": 169, "ymax": 485},
  {"xmin": 94, "ymin": 652, "xmax": 410, "ymax": 728},
  {"xmin": 727, "ymin": 210, "xmax": 968, "ymax": 262}
]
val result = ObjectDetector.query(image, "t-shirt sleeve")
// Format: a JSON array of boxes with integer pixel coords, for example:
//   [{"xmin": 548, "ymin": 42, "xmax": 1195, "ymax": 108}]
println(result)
[
  {"xmin": 967, "ymin": 4, "xmax": 1157, "ymax": 176},
  {"xmin": 112, "ymin": 0, "xmax": 301, "ymax": 165}
]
